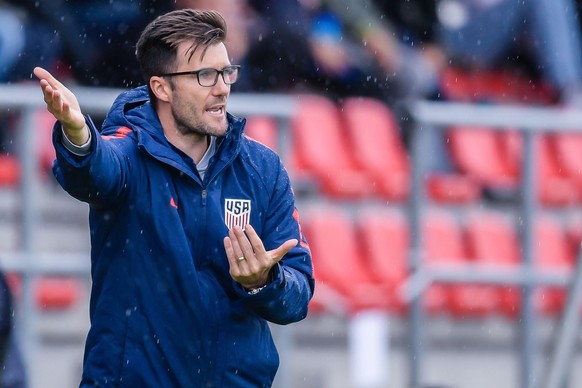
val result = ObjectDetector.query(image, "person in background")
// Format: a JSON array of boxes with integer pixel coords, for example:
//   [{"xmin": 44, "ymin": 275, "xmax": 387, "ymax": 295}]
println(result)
[
  {"xmin": 0, "ymin": 270, "xmax": 27, "ymax": 388},
  {"xmin": 34, "ymin": 8, "xmax": 314, "ymax": 387},
  {"xmin": 4, "ymin": 0, "xmax": 172, "ymax": 87},
  {"xmin": 437, "ymin": 0, "xmax": 582, "ymax": 105}
]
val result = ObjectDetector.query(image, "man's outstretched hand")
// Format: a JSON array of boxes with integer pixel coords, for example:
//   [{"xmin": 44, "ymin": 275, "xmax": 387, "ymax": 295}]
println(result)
[
  {"xmin": 33, "ymin": 67, "xmax": 89, "ymax": 145},
  {"xmin": 224, "ymin": 224, "xmax": 297, "ymax": 291}
]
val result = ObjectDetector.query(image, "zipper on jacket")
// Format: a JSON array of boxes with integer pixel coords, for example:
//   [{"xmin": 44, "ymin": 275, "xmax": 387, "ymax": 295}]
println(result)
[{"xmin": 201, "ymin": 189, "xmax": 207, "ymax": 206}]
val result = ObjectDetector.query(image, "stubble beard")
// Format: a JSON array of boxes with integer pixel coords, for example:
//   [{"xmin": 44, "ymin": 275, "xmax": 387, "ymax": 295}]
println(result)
[{"xmin": 172, "ymin": 104, "xmax": 228, "ymax": 138}]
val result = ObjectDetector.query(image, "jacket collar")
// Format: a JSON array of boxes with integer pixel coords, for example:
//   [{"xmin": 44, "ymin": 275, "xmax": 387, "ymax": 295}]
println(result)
[{"xmin": 102, "ymin": 86, "xmax": 246, "ymax": 181}]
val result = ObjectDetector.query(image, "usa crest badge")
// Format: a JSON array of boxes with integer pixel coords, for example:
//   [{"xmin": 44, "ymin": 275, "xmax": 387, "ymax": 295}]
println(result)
[{"xmin": 224, "ymin": 198, "xmax": 251, "ymax": 230}]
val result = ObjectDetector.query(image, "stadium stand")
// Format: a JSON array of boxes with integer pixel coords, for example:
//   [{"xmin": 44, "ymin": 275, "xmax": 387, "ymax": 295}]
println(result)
[
  {"xmin": 290, "ymin": 94, "xmax": 375, "ymax": 199},
  {"xmin": 243, "ymin": 115, "xmax": 278, "ymax": 151},
  {"xmin": 465, "ymin": 210, "xmax": 574, "ymax": 318},
  {"xmin": 439, "ymin": 67, "xmax": 557, "ymax": 105},
  {"xmin": 552, "ymin": 131, "xmax": 582, "ymax": 187},
  {"xmin": 341, "ymin": 97, "xmax": 481, "ymax": 204},
  {"xmin": 421, "ymin": 210, "xmax": 471, "ymax": 316},
  {"xmin": 356, "ymin": 208, "xmax": 409, "ymax": 315},
  {"xmin": 448, "ymin": 127, "xmax": 581, "ymax": 205},
  {"xmin": 464, "ymin": 210, "xmax": 523, "ymax": 319},
  {"xmin": 302, "ymin": 205, "xmax": 395, "ymax": 314},
  {"xmin": 0, "ymin": 155, "xmax": 19, "ymax": 187}
]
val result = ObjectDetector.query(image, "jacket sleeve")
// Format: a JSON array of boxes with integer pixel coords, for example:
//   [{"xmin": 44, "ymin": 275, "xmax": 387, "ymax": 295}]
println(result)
[
  {"xmin": 237, "ymin": 160, "xmax": 315, "ymax": 325},
  {"xmin": 52, "ymin": 115, "xmax": 130, "ymax": 208}
]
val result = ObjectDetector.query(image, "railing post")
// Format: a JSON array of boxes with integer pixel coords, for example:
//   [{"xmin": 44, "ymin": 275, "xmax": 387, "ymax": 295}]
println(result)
[
  {"xmin": 17, "ymin": 106, "xmax": 40, "ymax": 383},
  {"xmin": 519, "ymin": 129, "xmax": 537, "ymax": 388},
  {"xmin": 407, "ymin": 112, "xmax": 428, "ymax": 388}
]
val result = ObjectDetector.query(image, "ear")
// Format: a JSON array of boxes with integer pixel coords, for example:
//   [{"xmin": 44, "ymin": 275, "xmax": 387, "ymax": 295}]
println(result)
[{"xmin": 150, "ymin": 76, "xmax": 172, "ymax": 103}]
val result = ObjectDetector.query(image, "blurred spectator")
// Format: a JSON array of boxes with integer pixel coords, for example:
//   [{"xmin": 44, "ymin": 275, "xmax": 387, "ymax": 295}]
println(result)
[
  {"xmin": 244, "ymin": 0, "xmax": 412, "ymax": 103},
  {"xmin": 0, "ymin": 3, "xmax": 26, "ymax": 82},
  {"xmin": 321, "ymin": 0, "xmax": 448, "ymax": 101},
  {"xmin": 0, "ymin": 271, "xmax": 26, "ymax": 388},
  {"xmin": 437, "ymin": 0, "xmax": 582, "ymax": 105},
  {"xmin": 3, "ymin": 0, "xmax": 172, "ymax": 87},
  {"xmin": 173, "ymin": 0, "xmax": 257, "ymax": 92}
]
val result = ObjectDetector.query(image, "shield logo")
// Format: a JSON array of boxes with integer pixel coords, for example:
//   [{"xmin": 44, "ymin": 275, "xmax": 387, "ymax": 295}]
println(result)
[{"xmin": 224, "ymin": 199, "xmax": 251, "ymax": 230}]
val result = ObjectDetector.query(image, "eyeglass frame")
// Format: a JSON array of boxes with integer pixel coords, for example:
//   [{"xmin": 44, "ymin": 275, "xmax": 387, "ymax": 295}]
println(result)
[{"xmin": 160, "ymin": 65, "xmax": 241, "ymax": 87}]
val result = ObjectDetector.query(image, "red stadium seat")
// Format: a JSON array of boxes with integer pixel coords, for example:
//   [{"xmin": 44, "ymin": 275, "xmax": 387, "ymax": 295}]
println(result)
[
  {"xmin": 440, "ymin": 67, "xmax": 556, "ymax": 104},
  {"xmin": 552, "ymin": 132, "xmax": 582, "ymax": 187},
  {"xmin": 422, "ymin": 211, "xmax": 497, "ymax": 317},
  {"xmin": 465, "ymin": 211, "xmax": 573, "ymax": 317},
  {"xmin": 35, "ymin": 108, "xmax": 57, "ymax": 174},
  {"xmin": 244, "ymin": 116, "xmax": 279, "ymax": 151},
  {"xmin": 303, "ymin": 206, "xmax": 394, "ymax": 314},
  {"xmin": 341, "ymin": 98, "xmax": 409, "ymax": 200},
  {"xmin": 450, "ymin": 126, "xmax": 580, "ymax": 206},
  {"xmin": 357, "ymin": 209, "xmax": 409, "ymax": 314},
  {"xmin": 448, "ymin": 125, "xmax": 516, "ymax": 190},
  {"xmin": 501, "ymin": 131, "xmax": 580, "ymax": 206},
  {"xmin": 0, "ymin": 155, "xmax": 20, "ymax": 187},
  {"xmin": 291, "ymin": 95, "xmax": 373, "ymax": 199},
  {"xmin": 465, "ymin": 211, "xmax": 522, "ymax": 318},
  {"xmin": 35, "ymin": 276, "xmax": 83, "ymax": 310},
  {"xmin": 533, "ymin": 215, "xmax": 573, "ymax": 315},
  {"xmin": 341, "ymin": 97, "xmax": 480, "ymax": 204}
]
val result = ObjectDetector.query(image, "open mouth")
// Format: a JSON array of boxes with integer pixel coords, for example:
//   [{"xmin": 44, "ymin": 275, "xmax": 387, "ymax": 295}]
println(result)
[{"xmin": 206, "ymin": 105, "xmax": 225, "ymax": 116}]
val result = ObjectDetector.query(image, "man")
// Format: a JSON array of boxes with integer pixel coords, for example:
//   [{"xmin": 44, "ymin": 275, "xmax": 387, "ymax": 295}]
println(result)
[{"xmin": 34, "ymin": 8, "xmax": 314, "ymax": 387}]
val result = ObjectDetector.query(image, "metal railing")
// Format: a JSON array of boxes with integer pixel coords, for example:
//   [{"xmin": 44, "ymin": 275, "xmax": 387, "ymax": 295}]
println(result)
[
  {"xmin": 405, "ymin": 100, "xmax": 582, "ymax": 388},
  {"xmin": 3, "ymin": 83, "xmax": 582, "ymax": 388}
]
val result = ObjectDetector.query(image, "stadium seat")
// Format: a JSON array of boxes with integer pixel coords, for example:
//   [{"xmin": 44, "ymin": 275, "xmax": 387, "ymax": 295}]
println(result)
[
  {"xmin": 552, "ymin": 132, "xmax": 582, "ymax": 188},
  {"xmin": 340, "ymin": 97, "xmax": 409, "ymax": 201},
  {"xmin": 244, "ymin": 115, "xmax": 279, "ymax": 151},
  {"xmin": 564, "ymin": 215, "xmax": 582, "ymax": 260},
  {"xmin": 533, "ymin": 215, "xmax": 573, "ymax": 315},
  {"xmin": 0, "ymin": 155, "xmax": 20, "ymax": 187},
  {"xmin": 291, "ymin": 95, "xmax": 373, "ymax": 199},
  {"xmin": 465, "ymin": 211, "xmax": 573, "ymax": 317},
  {"xmin": 440, "ymin": 67, "xmax": 556, "ymax": 104},
  {"xmin": 35, "ymin": 108, "xmax": 57, "ymax": 175},
  {"xmin": 356, "ymin": 208, "xmax": 409, "ymax": 314},
  {"xmin": 449, "ymin": 126, "xmax": 580, "ymax": 206},
  {"xmin": 303, "ymin": 206, "xmax": 394, "ymax": 314},
  {"xmin": 501, "ymin": 131, "xmax": 580, "ymax": 206},
  {"xmin": 35, "ymin": 276, "xmax": 84, "ymax": 310},
  {"xmin": 422, "ymin": 211, "xmax": 497, "ymax": 317},
  {"xmin": 340, "ymin": 97, "xmax": 480, "ymax": 204},
  {"xmin": 464, "ymin": 211, "xmax": 522, "ymax": 318},
  {"xmin": 448, "ymin": 125, "xmax": 516, "ymax": 191}
]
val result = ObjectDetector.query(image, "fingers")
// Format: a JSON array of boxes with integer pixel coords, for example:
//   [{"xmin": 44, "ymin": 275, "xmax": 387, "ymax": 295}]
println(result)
[
  {"xmin": 237, "ymin": 225, "xmax": 265, "ymax": 262},
  {"xmin": 223, "ymin": 235, "xmax": 242, "ymax": 270},
  {"xmin": 34, "ymin": 67, "xmax": 65, "ymax": 91},
  {"xmin": 34, "ymin": 66, "xmax": 86, "ymax": 135},
  {"xmin": 224, "ymin": 224, "xmax": 299, "ymax": 289},
  {"xmin": 272, "ymin": 238, "xmax": 299, "ymax": 260},
  {"xmin": 226, "ymin": 227, "xmax": 253, "ymax": 271},
  {"xmin": 225, "ymin": 224, "xmax": 298, "ymax": 269}
]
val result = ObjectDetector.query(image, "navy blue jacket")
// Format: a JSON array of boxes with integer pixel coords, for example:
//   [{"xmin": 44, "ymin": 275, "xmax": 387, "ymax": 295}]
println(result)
[{"xmin": 52, "ymin": 86, "xmax": 314, "ymax": 387}]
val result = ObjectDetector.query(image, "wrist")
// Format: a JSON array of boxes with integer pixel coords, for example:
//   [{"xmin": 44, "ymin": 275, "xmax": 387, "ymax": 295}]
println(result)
[
  {"xmin": 63, "ymin": 123, "xmax": 90, "ymax": 146},
  {"xmin": 242, "ymin": 271, "xmax": 273, "ymax": 294}
]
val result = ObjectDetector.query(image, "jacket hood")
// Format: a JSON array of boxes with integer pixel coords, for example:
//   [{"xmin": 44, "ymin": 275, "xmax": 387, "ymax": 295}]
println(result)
[
  {"xmin": 100, "ymin": 86, "xmax": 246, "ymax": 179},
  {"xmin": 101, "ymin": 85, "xmax": 245, "ymax": 141}
]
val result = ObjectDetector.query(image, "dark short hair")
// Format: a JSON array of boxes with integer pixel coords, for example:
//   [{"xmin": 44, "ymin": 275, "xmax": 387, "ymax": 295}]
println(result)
[{"xmin": 136, "ymin": 9, "xmax": 227, "ymax": 103}]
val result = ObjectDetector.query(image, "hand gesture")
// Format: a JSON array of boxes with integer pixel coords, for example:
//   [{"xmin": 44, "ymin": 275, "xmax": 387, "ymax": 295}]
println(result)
[
  {"xmin": 33, "ymin": 67, "xmax": 89, "ymax": 145},
  {"xmin": 224, "ymin": 224, "xmax": 297, "ymax": 291}
]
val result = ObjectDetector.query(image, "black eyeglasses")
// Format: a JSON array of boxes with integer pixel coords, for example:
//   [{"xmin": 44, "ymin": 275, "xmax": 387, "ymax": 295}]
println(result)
[{"xmin": 160, "ymin": 65, "xmax": 240, "ymax": 87}]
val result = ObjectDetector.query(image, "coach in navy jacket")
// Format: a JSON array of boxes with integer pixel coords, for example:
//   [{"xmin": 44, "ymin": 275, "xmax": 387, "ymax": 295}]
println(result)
[{"xmin": 34, "ymin": 8, "xmax": 314, "ymax": 388}]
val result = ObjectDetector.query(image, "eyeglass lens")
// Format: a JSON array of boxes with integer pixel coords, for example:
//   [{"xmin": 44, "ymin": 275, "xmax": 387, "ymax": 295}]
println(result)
[{"xmin": 198, "ymin": 67, "xmax": 239, "ymax": 87}]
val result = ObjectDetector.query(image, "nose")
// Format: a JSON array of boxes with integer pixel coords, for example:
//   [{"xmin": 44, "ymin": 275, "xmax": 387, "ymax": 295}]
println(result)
[{"xmin": 212, "ymin": 74, "xmax": 230, "ymax": 96}]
